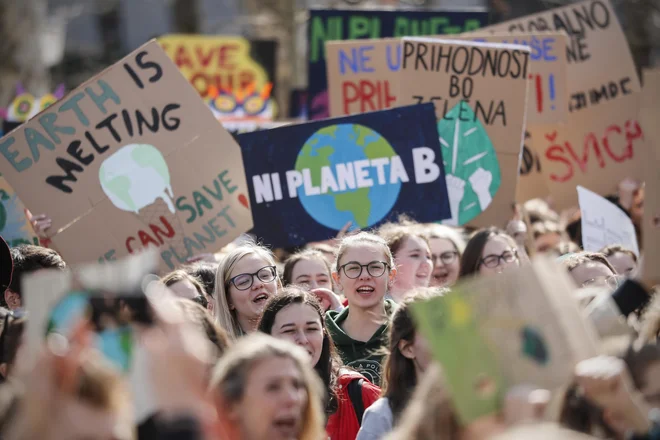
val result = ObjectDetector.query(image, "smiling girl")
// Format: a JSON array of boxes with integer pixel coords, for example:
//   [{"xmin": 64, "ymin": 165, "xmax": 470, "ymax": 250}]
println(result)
[
  {"xmin": 378, "ymin": 221, "xmax": 433, "ymax": 302},
  {"xmin": 326, "ymin": 232, "xmax": 397, "ymax": 386},
  {"xmin": 214, "ymin": 238, "xmax": 282, "ymax": 339},
  {"xmin": 282, "ymin": 249, "xmax": 343, "ymax": 312},
  {"xmin": 259, "ymin": 287, "xmax": 381, "ymax": 439}
]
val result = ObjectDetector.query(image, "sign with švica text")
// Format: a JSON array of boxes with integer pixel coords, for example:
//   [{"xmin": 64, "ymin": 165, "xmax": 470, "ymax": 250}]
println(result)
[
  {"xmin": 326, "ymin": 38, "xmax": 401, "ymax": 118},
  {"xmin": 577, "ymin": 185, "xmax": 639, "ymax": 256},
  {"xmin": 237, "ymin": 104, "xmax": 450, "ymax": 248},
  {"xmin": 0, "ymin": 40, "xmax": 253, "ymax": 271},
  {"xmin": 412, "ymin": 258, "xmax": 599, "ymax": 426},
  {"xmin": 307, "ymin": 9, "xmax": 489, "ymax": 120},
  {"xmin": 397, "ymin": 38, "xmax": 530, "ymax": 228},
  {"xmin": 484, "ymin": 0, "xmax": 640, "ymax": 114}
]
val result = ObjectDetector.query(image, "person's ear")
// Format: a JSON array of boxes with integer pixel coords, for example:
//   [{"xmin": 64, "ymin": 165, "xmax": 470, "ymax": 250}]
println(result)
[
  {"xmin": 389, "ymin": 267, "xmax": 397, "ymax": 283},
  {"xmin": 3, "ymin": 290, "xmax": 12, "ymax": 306},
  {"xmin": 398, "ymin": 338, "xmax": 415, "ymax": 360},
  {"xmin": 332, "ymin": 272, "xmax": 342, "ymax": 291},
  {"xmin": 0, "ymin": 364, "xmax": 7, "ymax": 378}
]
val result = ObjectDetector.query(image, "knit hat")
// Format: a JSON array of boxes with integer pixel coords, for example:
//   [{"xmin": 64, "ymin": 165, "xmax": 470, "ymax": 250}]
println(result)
[{"xmin": 0, "ymin": 237, "xmax": 13, "ymax": 292}]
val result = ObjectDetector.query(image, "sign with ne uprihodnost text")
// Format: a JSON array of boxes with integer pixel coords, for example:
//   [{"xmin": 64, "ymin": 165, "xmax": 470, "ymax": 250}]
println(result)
[
  {"xmin": 307, "ymin": 9, "xmax": 489, "ymax": 120},
  {"xmin": 413, "ymin": 257, "xmax": 599, "ymax": 425},
  {"xmin": 528, "ymin": 93, "xmax": 644, "ymax": 210},
  {"xmin": 577, "ymin": 185, "xmax": 639, "ymax": 256},
  {"xmin": 0, "ymin": 40, "xmax": 253, "ymax": 272},
  {"xmin": 397, "ymin": 38, "xmax": 530, "ymax": 228},
  {"xmin": 640, "ymin": 69, "xmax": 660, "ymax": 283},
  {"xmin": 483, "ymin": 0, "xmax": 640, "ymax": 114},
  {"xmin": 0, "ymin": 175, "xmax": 39, "ymax": 247},
  {"xmin": 237, "ymin": 103, "xmax": 450, "ymax": 248},
  {"xmin": 326, "ymin": 38, "xmax": 401, "ymax": 118}
]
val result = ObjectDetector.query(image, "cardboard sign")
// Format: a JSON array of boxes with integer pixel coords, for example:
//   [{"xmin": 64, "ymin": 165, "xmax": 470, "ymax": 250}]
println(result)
[
  {"xmin": 484, "ymin": 0, "xmax": 641, "ymax": 114},
  {"xmin": 0, "ymin": 175, "xmax": 38, "ymax": 247},
  {"xmin": 528, "ymin": 93, "xmax": 644, "ymax": 210},
  {"xmin": 159, "ymin": 35, "xmax": 277, "ymax": 120},
  {"xmin": 397, "ymin": 38, "xmax": 530, "ymax": 228},
  {"xmin": 517, "ymin": 131, "xmax": 550, "ymax": 203},
  {"xmin": 577, "ymin": 185, "xmax": 639, "ymax": 255},
  {"xmin": 326, "ymin": 38, "xmax": 401, "ymax": 117},
  {"xmin": 455, "ymin": 32, "xmax": 569, "ymax": 125},
  {"xmin": 413, "ymin": 258, "xmax": 599, "ymax": 406},
  {"xmin": 0, "ymin": 41, "xmax": 253, "ymax": 271},
  {"xmin": 237, "ymin": 104, "xmax": 450, "ymax": 248},
  {"xmin": 640, "ymin": 69, "xmax": 660, "ymax": 281},
  {"xmin": 307, "ymin": 9, "xmax": 489, "ymax": 120}
]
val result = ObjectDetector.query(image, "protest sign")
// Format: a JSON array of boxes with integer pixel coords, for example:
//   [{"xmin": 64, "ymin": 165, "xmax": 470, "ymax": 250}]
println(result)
[
  {"xmin": 640, "ymin": 69, "xmax": 660, "ymax": 281},
  {"xmin": 0, "ymin": 175, "xmax": 38, "ymax": 247},
  {"xmin": 307, "ymin": 9, "xmax": 488, "ymax": 120},
  {"xmin": 0, "ymin": 40, "xmax": 253, "ymax": 271},
  {"xmin": 528, "ymin": 93, "xmax": 644, "ymax": 210},
  {"xmin": 237, "ymin": 103, "xmax": 450, "ymax": 248},
  {"xmin": 326, "ymin": 38, "xmax": 401, "ymax": 117},
  {"xmin": 1, "ymin": 83, "xmax": 66, "ymax": 134},
  {"xmin": 221, "ymin": 120, "xmax": 292, "ymax": 138},
  {"xmin": 413, "ymin": 258, "xmax": 599, "ymax": 416},
  {"xmin": 484, "ymin": 0, "xmax": 640, "ymax": 114},
  {"xmin": 397, "ymin": 38, "xmax": 530, "ymax": 228},
  {"xmin": 517, "ymin": 131, "xmax": 550, "ymax": 203},
  {"xmin": 577, "ymin": 185, "xmax": 639, "ymax": 256}
]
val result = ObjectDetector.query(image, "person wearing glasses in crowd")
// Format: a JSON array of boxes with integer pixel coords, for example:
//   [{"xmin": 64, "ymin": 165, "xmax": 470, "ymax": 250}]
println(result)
[
  {"xmin": 424, "ymin": 224, "xmax": 466, "ymax": 287},
  {"xmin": 459, "ymin": 227, "xmax": 523, "ymax": 279},
  {"xmin": 214, "ymin": 237, "xmax": 282, "ymax": 339},
  {"xmin": 562, "ymin": 252, "xmax": 623, "ymax": 291},
  {"xmin": 161, "ymin": 270, "xmax": 213, "ymax": 312},
  {"xmin": 600, "ymin": 244, "xmax": 639, "ymax": 277},
  {"xmin": 325, "ymin": 232, "xmax": 397, "ymax": 386}
]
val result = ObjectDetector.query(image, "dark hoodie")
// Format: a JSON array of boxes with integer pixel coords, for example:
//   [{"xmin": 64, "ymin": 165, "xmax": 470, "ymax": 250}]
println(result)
[{"xmin": 325, "ymin": 299, "xmax": 396, "ymax": 386}]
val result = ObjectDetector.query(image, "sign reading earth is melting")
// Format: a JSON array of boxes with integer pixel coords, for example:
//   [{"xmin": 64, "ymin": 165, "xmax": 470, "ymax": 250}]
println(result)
[
  {"xmin": 237, "ymin": 104, "xmax": 450, "ymax": 248},
  {"xmin": 397, "ymin": 38, "xmax": 530, "ymax": 228},
  {"xmin": 0, "ymin": 40, "xmax": 253, "ymax": 271}
]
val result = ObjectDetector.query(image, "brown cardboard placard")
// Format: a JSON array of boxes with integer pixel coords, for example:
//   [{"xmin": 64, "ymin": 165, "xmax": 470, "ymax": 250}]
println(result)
[
  {"xmin": 528, "ymin": 93, "xmax": 644, "ymax": 210},
  {"xmin": 483, "ymin": 0, "xmax": 641, "ymax": 114},
  {"xmin": 0, "ymin": 40, "xmax": 253, "ymax": 271},
  {"xmin": 434, "ymin": 257, "xmax": 600, "ymax": 391},
  {"xmin": 397, "ymin": 37, "xmax": 530, "ymax": 228},
  {"xmin": 516, "ymin": 130, "xmax": 550, "ymax": 203},
  {"xmin": 452, "ymin": 32, "xmax": 569, "ymax": 125},
  {"xmin": 640, "ymin": 69, "xmax": 660, "ymax": 282},
  {"xmin": 326, "ymin": 38, "xmax": 400, "ymax": 117}
]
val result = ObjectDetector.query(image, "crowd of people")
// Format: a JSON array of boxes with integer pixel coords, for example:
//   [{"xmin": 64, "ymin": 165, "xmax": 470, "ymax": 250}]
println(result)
[{"xmin": 0, "ymin": 175, "xmax": 655, "ymax": 440}]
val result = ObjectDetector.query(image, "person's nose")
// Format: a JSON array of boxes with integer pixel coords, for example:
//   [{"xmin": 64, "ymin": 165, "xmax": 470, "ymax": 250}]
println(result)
[
  {"xmin": 294, "ymin": 329, "xmax": 309, "ymax": 347},
  {"xmin": 251, "ymin": 275, "xmax": 264, "ymax": 290},
  {"xmin": 358, "ymin": 267, "xmax": 372, "ymax": 280},
  {"xmin": 281, "ymin": 384, "xmax": 303, "ymax": 408},
  {"xmin": 308, "ymin": 280, "xmax": 319, "ymax": 289}
]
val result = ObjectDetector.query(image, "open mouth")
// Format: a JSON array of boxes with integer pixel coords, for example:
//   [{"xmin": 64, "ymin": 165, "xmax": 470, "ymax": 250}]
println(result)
[
  {"xmin": 253, "ymin": 293, "xmax": 269, "ymax": 304},
  {"xmin": 356, "ymin": 286, "xmax": 375, "ymax": 295},
  {"xmin": 273, "ymin": 416, "xmax": 299, "ymax": 437}
]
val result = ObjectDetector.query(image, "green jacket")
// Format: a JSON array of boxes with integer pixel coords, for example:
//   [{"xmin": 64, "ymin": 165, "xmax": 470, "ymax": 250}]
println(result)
[{"xmin": 325, "ymin": 300, "xmax": 396, "ymax": 386}]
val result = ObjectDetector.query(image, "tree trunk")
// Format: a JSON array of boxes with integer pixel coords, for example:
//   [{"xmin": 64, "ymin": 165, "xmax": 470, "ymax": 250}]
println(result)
[{"xmin": 0, "ymin": 0, "xmax": 49, "ymax": 113}]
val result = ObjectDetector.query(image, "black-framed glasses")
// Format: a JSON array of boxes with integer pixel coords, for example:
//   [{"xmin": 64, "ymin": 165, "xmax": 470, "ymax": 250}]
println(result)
[
  {"xmin": 228, "ymin": 266, "xmax": 277, "ymax": 291},
  {"xmin": 339, "ymin": 261, "xmax": 389, "ymax": 279},
  {"xmin": 432, "ymin": 251, "xmax": 458, "ymax": 265},
  {"xmin": 479, "ymin": 250, "xmax": 518, "ymax": 269}
]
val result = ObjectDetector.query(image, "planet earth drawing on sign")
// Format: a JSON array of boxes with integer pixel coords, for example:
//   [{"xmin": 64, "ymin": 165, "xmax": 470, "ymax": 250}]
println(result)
[
  {"xmin": 99, "ymin": 144, "xmax": 175, "ymax": 214},
  {"xmin": 295, "ymin": 124, "xmax": 401, "ymax": 231}
]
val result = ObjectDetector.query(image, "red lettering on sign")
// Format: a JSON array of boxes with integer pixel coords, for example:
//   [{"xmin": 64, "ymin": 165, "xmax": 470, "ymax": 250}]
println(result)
[
  {"xmin": 125, "ymin": 216, "xmax": 176, "ymax": 253},
  {"xmin": 342, "ymin": 79, "xmax": 396, "ymax": 115}
]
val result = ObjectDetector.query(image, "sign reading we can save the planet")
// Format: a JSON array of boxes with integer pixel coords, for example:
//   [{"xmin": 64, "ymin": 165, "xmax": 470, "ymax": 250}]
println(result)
[
  {"xmin": 0, "ymin": 40, "xmax": 253, "ymax": 271},
  {"xmin": 237, "ymin": 104, "xmax": 450, "ymax": 248}
]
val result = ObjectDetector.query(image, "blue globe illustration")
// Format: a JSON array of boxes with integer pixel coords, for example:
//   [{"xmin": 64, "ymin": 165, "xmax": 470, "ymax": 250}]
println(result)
[{"xmin": 294, "ymin": 124, "xmax": 402, "ymax": 231}]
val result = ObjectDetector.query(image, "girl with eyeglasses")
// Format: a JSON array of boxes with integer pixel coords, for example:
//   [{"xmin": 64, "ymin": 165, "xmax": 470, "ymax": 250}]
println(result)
[
  {"xmin": 377, "ymin": 220, "xmax": 433, "ymax": 303},
  {"xmin": 424, "ymin": 224, "xmax": 466, "ymax": 287},
  {"xmin": 214, "ymin": 237, "xmax": 282, "ymax": 339},
  {"xmin": 459, "ymin": 227, "xmax": 522, "ymax": 279},
  {"xmin": 326, "ymin": 232, "xmax": 397, "ymax": 386}
]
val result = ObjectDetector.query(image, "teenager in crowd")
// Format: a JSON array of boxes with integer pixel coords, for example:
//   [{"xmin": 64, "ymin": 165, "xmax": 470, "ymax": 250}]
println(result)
[
  {"xmin": 162, "ymin": 270, "xmax": 213, "ymax": 312},
  {"xmin": 357, "ymin": 296, "xmax": 434, "ymax": 440},
  {"xmin": 210, "ymin": 333, "xmax": 325, "ymax": 440},
  {"xmin": 183, "ymin": 261, "xmax": 219, "ymax": 299},
  {"xmin": 601, "ymin": 245, "xmax": 639, "ymax": 277},
  {"xmin": 532, "ymin": 221, "xmax": 565, "ymax": 254},
  {"xmin": 424, "ymin": 224, "xmax": 465, "ymax": 288},
  {"xmin": 258, "ymin": 287, "xmax": 380, "ymax": 439},
  {"xmin": 377, "ymin": 221, "xmax": 432, "ymax": 302},
  {"xmin": 326, "ymin": 232, "xmax": 397, "ymax": 385},
  {"xmin": 561, "ymin": 252, "xmax": 621, "ymax": 291},
  {"xmin": 282, "ymin": 249, "xmax": 342, "ymax": 312},
  {"xmin": 459, "ymin": 228, "xmax": 522, "ymax": 279},
  {"xmin": 214, "ymin": 238, "xmax": 282, "ymax": 339},
  {"xmin": 5, "ymin": 245, "xmax": 66, "ymax": 310}
]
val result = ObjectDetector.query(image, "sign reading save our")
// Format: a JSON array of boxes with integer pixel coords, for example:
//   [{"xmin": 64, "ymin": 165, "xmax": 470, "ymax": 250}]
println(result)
[{"xmin": 0, "ymin": 40, "xmax": 253, "ymax": 271}]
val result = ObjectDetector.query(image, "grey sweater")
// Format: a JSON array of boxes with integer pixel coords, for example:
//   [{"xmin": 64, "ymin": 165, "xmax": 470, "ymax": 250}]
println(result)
[{"xmin": 356, "ymin": 397, "xmax": 394, "ymax": 440}]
